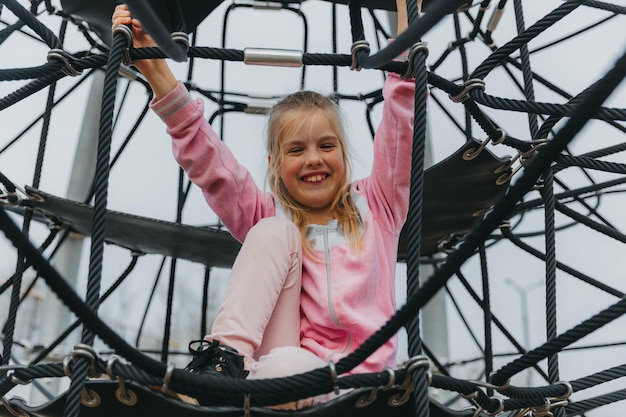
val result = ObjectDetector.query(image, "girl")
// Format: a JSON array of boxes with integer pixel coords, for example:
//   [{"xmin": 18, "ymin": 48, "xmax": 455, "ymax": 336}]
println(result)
[{"xmin": 112, "ymin": 0, "xmax": 415, "ymax": 409}]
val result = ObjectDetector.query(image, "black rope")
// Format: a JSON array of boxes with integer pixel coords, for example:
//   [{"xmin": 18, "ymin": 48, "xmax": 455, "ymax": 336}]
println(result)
[
  {"xmin": 0, "ymin": 0, "xmax": 620, "ymax": 412},
  {"xmin": 502, "ymin": 228, "xmax": 625, "ymax": 298},
  {"xmin": 28, "ymin": 254, "xmax": 140, "ymax": 366},
  {"xmin": 490, "ymin": 297, "xmax": 626, "ymax": 387},
  {"xmin": 478, "ymin": 245, "xmax": 493, "ymax": 395},
  {"xmin": 565, "ymin": 388, "xmax": 626, "ymax": 415},
  {"xmin": 402, "ymin": 1, "xmax": 431, "ymax": 415},
  {"xmin": 0, "ymin": 0, "xmax": 61, "ymax": 49},
  {"xmin": 471, "ymin": 0, "xmax": 587, "ymax": 80},
  {"xmin": 555, "ymin": 201, "xmax": 626, "ymax": 243},
  {"xmin": 62, "ymin": 22, "xmax": 129, "ymax": 417}
]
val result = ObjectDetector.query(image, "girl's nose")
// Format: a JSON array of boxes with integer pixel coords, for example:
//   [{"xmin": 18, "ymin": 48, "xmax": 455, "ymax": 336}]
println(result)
[{"xmin": 306, "ymin": 152, "xmax": 323, "ymax": 165}]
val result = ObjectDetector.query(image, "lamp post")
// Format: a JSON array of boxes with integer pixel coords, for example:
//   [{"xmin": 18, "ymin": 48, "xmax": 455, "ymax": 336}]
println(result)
[{"xmin": 505, "ymin": 277, "xmax": 542, "ymax": 386}]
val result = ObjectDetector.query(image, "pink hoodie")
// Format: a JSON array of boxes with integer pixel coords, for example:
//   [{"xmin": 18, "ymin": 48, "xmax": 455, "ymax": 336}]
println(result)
[{"xmin": 152, "ymin": 72, "xmax": 415, "ymax": 375}]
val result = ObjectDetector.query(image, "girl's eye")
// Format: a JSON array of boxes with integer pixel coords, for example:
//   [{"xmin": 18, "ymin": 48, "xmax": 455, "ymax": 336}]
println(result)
[
  {"xmin": 321, "ymin": 143, "xmax": 336, "ymax": 150},
  {"xmin": 286, "ymin": 147, "xmax": 303, "ymax": 154}
]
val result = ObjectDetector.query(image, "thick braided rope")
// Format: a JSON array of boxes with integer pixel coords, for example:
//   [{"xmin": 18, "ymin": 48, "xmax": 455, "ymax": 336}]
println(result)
[
  {"xmin": 565, "ymin": 388, "xmax": 626, "ymax": 414},
  {"xmin": 0, "ymin": 1, "xmax": 620, "ymax": 410},
  {"xmin": 542, "ymin": 170, "xmax": 562, "ymax": 406},
  {"xmin": 478, "ymin": 245, "xmax": 494, "ymax": 394},
  {"xmin": 1, "ymin": 0, "xmax": 61, "ymax": 49},
  {"xmin": 62, "ymin": 24, "xmax": 130, "ymax": 417},
  {"xmin": 28, "ymin": 255, "xmax": 140, "ymax": 366},
  {"xmin": 486, "ymin": 45, "xmax": 626, "ymax": 385},
  {"xmin": 489, "ymin": 297, "xmax": 626, "ymax": 387},
  {"xmin": 555, "ymin": 201, "xmax": 626, "ymax": 243},
  {"xmin": 510, "ymin": 0, "xmax": 565, "ymax": 407},
  {"xmin": 454, "ymin": 269, "xmax": 550, "ymax": 382},
  {"xmin": 0, "ymin": 202, "xmax": 624, "ymax": 410},
  {"xmin": 0, "ymin": 20, "xmax": 66, "ymax": 374},
  {"xmin": 513, "ymin": 0, "xmax": 539, "ymax": 136},
  {"xmin": 502, "ymin": 228, "xmax": 625, "ymax": 298},
  {"xmin": 471, "ymin": 0, "xmax": 587, "ymax": 80},
  {"xmin": 404, "ymin": 6, "xmax": 431, "ymax": 417},
  {"xmin": 348, "ymin": 0, "xmax": 366, "ymax": 43}
]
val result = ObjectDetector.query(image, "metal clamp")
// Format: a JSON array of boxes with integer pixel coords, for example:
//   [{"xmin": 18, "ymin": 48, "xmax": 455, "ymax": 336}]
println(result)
[
  {"xmin": 72, "ymin": 344, "xmax": 100, "ymax": 378},
  {"xmin": 0, "ymin": 397, "xmax": 29, "ymax": 417},
  {"xmin": 355, "ymin": 368, "xmax": 395, "ymax": 408},
  {"xmin": 328, "ymin": 361, "xmax": 340, "ymax": 395},
  {"xmin": 0, "ymin": 183, "xmax": 42, "ymax": 207},
  {"xmin": 171, "ymin": 31, "xmax": 189, "ymax": 52},
  {"xmin": 243, "ymin": 394, "xmax": 251, "ymax": 417},
  {"xmin": 113, "ymin": 24, "xmax": 134, "ymax": 65},
  {"xmin": 486, "ymin": 397, "xmax": 504, "ymax": 416},
  {"xmin": 494, "ymin": 138, "xmax": 547, "ymax": 185},
  {"xmin": 351, "ymin": 40, "xmax": 370, "ymax": 71},
  {"xmin": 244, "ymin": 48, "xmax": 303, "ymax": 67},
  {"xmin": 402, "ymin": 42, "xmax": 429, "ymax": 80},
  {"xmin": 162, "ymin": 363, "xmax": 175, "ymax": 394},
  {"xmin": 389, "ymin": 356, "xmax": 431, "ymax": 407},
  {"xmin": 449, "ymin": 79, "xmax": 486, "ymax": 103},
  {"xmin": 47, "ymin": 49, "xmax": 82, "ymax": 77},
  {"xmin": 107, "ymin": 356, "xmax": 137, "ymax": 406}
]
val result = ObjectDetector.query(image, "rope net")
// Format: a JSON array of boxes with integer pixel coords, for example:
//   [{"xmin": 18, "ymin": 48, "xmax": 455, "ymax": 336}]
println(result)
[{"xmin": 0, "ymin": 0, "xmax": 625, "ymax": 416}]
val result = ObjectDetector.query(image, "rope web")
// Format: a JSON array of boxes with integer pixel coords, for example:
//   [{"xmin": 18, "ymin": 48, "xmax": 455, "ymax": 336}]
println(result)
[{"xmin": 0, "ymin": 0, "xmax": 625, "ymax": 416}]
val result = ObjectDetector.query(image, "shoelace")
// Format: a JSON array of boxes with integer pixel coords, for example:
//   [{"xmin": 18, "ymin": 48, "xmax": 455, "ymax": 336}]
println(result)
[{"xmin": 186, "ymin": 339, "xmax": 223, "ymax": 372}]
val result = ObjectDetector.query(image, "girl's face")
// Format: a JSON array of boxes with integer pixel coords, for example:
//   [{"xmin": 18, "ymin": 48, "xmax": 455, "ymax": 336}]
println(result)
[{"xmin": 278, "ymin": 109, "xmax": 346, "ymax": 220}]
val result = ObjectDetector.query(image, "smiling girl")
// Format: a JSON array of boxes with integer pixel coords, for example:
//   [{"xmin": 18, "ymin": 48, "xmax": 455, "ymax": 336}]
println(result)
[{"xmin": 112, "ymin": 0, "xmax": 416, "ymax": 409}]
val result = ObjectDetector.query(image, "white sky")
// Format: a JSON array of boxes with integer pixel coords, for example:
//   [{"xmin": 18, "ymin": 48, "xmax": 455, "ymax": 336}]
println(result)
[{"xmin": 1, "ymin": 0, "xmax": 626, "ymax": 414}]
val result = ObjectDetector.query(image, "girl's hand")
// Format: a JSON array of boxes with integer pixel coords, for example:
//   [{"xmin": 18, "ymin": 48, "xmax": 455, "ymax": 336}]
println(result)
[
  {"xmin": 112, "ymin": 4, "xmax": 156, "ymax": 50},
  {"xmin": 111, "ymin": 4, "xmax": 177, "ymax": 98}
]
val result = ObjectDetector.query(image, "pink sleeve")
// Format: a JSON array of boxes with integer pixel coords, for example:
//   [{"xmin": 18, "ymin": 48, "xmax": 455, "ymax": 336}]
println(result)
[
  {"xmin": 356, "ymin": 72, "xmax": 416, "ymax": 233},
  {"xmin": 151, "ymin": 81, "xmax": 275, "ymax": 242}
]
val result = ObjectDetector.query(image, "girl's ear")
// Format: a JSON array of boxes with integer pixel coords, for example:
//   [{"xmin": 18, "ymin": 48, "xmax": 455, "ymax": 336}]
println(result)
[{"xmin": 267, "ymin": 154, "xmax": 271, "ymax": 165}]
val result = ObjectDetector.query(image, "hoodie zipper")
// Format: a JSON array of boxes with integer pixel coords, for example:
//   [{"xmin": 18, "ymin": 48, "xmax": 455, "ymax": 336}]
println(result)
[{"xmin": 323, "ymin": 225, "xmax": 353, "ymax": 355}]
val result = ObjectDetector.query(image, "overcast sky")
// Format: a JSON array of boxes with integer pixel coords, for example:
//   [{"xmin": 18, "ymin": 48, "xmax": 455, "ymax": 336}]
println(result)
[{"xmin": 1, "ymin": 0, "xmax": 626, "ymax": 414}]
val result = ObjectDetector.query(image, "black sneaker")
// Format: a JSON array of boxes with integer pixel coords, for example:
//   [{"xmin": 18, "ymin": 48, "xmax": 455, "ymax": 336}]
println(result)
[{"xmin": 185, "ymin": 339, "xmax": 248, "ymax": 379}]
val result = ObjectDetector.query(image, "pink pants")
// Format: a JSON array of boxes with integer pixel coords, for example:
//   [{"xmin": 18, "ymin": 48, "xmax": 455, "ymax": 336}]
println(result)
[{"xmin": 207, "ymin": 218, "xmax": 330, "ymax": 395}]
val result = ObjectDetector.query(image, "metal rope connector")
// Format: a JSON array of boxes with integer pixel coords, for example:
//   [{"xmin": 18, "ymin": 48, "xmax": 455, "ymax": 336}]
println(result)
[
  {"xmin": 449, "ymin": 78, "xmax": 486, "ymax": 103},
  {"xmin": 389, "ymin": 356, "xmax": 431, "ymax": 407},
  {"xmin": 107, "ymin": 356, "xmax": 138, "ymax": 406},
  {"xmin": 162, "ymin": 363, "xmax": 175, "ymax": 394},
  {"xmin": 112, "ymin": 24, "xmax": 134, "ymax": 66},
  {"xmin": 47, "ymin": 49, "xmax": 82, "ymax": 77},
  {"xmin": 0, "ymin": 397, "xmax": 28, "ymax": 417},
  {"xmin": 171, "ymin": 31, "xmax": 190, "ymax": 54},
  {"xmin": 328, "ymin": 360, "xmax": 340, "ymax": 395},
  {"xmin": 244, "ymin": 48, "xmax": 303, "ymax": 67},
  {"xmin": 402, "ymin": 42, "xmax": 429, "ymax": 80},
  {"xmin": 355, "ymin": 367, "xmax": 395, "ymax": 408},
  {"xmin": 351, "ymin": 40, "xmax": 370, "ymax": 71}
]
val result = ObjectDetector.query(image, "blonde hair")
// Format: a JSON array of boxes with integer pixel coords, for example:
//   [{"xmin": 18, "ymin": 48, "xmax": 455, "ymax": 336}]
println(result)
[{"xmin": 266, "ymin": 91, "xmax": 362, "ymax": 255}]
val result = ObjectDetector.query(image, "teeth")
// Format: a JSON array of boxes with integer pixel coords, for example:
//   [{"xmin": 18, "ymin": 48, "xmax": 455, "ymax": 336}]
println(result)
[{"xmin": 304, "ymin": 174, "xmax": 324, "ymax": 183}]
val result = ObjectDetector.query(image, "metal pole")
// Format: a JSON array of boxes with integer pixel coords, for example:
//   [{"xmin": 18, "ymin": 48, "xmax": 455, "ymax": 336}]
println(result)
[{"xmin": 505, "ymin": 278, "xmax": 542, "ymax": 386}]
